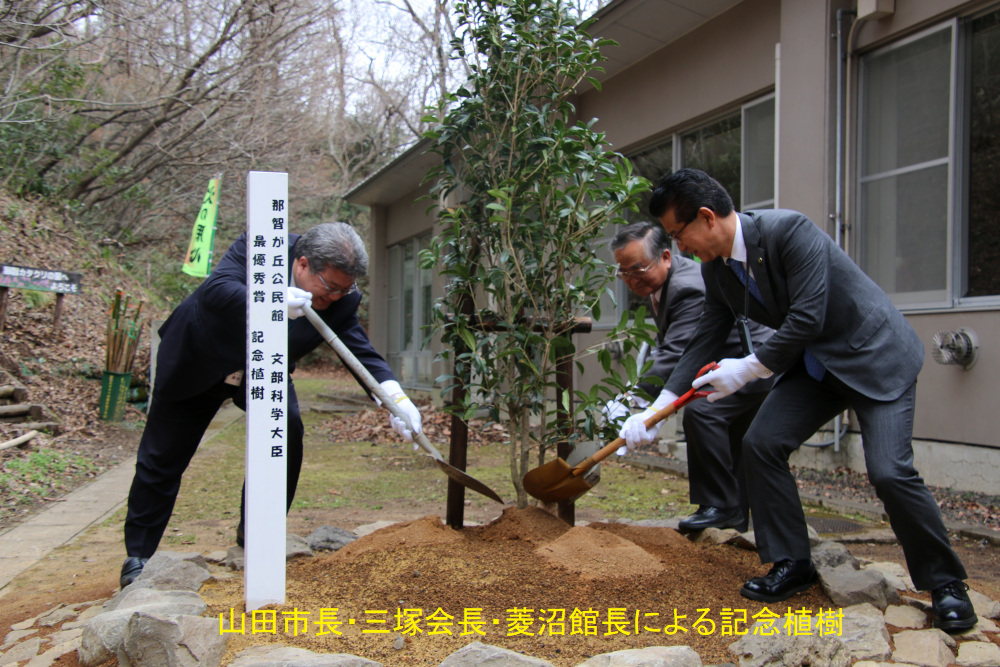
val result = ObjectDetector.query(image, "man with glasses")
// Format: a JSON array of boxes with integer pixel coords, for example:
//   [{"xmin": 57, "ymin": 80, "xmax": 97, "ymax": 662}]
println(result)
[
  {"xmin": 606, "ymin": 221, "xmax": 773, "ymax": 533},
  {"xmin": 119, "ymin": 222, "xmax": 421, "ymax": 587},
  {"xmin": 641, "ymin": 168, "xmax": 975, "ymax": 631}
]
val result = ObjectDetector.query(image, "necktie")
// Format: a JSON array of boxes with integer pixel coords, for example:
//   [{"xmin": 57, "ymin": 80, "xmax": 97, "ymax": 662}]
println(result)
[
  {"xmin": 730, "ymin": 259, "xmax": 826, "ymax": 381},
  {"xmin": 728, "ymin": 259, "xmax": 763, "ymax": 304}
]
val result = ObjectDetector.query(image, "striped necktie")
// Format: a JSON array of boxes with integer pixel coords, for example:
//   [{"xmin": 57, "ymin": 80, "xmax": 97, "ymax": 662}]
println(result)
[{"xmin": 728, "ymin": 259, "xmax": 763, "ymax": 304}]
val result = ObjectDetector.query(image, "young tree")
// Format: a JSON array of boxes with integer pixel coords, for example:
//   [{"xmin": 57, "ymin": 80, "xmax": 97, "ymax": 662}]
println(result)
[{"xmin": 422, "ymin": 0, "xmax": 654, "ymax": 506}]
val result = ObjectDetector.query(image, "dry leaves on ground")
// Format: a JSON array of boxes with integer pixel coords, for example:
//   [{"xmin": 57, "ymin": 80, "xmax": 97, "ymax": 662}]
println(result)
[{"xmin": 320, "ymin": 401, "xmax": 510, "ymax": 448}]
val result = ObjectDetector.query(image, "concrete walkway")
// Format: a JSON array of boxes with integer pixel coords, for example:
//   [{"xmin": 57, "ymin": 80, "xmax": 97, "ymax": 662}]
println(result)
[{"xmin": 0, "ymin": 401, "xmax": 244, "ymax": 596}]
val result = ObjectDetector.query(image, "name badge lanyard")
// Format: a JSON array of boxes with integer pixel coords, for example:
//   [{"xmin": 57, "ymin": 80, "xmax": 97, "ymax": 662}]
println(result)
[{"xmin": 719, "ymin": 260, "xmax": 756, "ymax": 357}]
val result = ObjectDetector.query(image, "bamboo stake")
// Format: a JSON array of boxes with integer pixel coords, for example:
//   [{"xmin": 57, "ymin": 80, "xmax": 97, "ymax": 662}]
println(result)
[{"xmin": 104, "ymin": 292, "xmax": 144, "ymax": 374}]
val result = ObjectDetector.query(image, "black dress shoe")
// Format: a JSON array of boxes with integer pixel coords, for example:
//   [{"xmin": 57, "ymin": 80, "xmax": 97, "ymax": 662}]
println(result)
[
  {"xmin": 678, "ymin": 506, "xmax": 744, "ymax": 532},
  {"xmin": 120, "ymin": 556, "xmax": 149, "ymax": 589},
  {"xmin": 740, "ymin": 559, "xmax": 818, "ymax": 603},
  {"xmin": 932, "ymin": 580, "xmax": 978, "ymax": 633}
]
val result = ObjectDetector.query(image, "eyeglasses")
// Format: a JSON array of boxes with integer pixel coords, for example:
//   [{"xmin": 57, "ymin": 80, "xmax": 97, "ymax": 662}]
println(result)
[
  {"xmin": 665, "ymin": 220, "xmax": 692, "ymax": 243},
  {"xmin": 316, "ymin": 272, "xmax": 357, "ymax": 297},
  {"xmin": 615, "ymin": 258, "xmax": 657, "ymax": 279}
]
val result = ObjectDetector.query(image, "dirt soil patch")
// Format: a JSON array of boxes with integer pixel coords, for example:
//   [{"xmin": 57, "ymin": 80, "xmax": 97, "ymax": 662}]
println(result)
[{"xmin": 203, "ymin": 508, "xmax": 834, "ymax": 666}]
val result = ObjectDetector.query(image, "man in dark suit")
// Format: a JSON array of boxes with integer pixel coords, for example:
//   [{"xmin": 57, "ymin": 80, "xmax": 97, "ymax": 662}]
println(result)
[
  {"xmin": 119, "ymin": 222, "xmax": 421, "ymax": 588},
  {"xmin": 639, "ymin": 168, "xmax": 974, "ymax": 632},
  {"xmin": 606, "ymin": 221, "xmax": 772, "ymax": 532}
]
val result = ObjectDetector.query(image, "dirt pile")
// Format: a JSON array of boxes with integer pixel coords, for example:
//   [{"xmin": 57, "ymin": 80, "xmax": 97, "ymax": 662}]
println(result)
[
  {"xmin": 203, "ymin": 507, "xmax": 833, "ymax": 666},
  {"xmin": 336, "ymin": 515, "xmax": 465, "ymax": 558},
  {"xmin": 536, "ymin": 526, "xmax": 665, "ymax": 580},
  {"xmin": 475, "ymin": 505, "xmax": 571, "ymax": 544}
]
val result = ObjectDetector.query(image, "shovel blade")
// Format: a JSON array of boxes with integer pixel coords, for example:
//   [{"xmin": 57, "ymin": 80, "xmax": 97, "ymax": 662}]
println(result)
[
  {"xmin": 522, "ymin": 458, "xmax": 595, "ymax": 503},
  {"xmin": 435, "ymin": 459, "xmax": 505, "ymax": 504}
]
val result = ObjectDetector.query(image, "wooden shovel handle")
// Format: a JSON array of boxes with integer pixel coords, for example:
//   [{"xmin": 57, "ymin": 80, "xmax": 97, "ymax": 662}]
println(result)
[{"xmin": 568, "ymin": 362, "xmax": 719, "ymax": 477}]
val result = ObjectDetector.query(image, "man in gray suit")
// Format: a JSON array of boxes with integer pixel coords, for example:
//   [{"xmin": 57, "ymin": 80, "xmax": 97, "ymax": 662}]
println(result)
[
  {"xmin": 606, "ymin": 221, "xmax": 772, "ymax": 532},
  {"xmin": 636, "ymin": 168, "xmax": 975, "ymax": 632}
]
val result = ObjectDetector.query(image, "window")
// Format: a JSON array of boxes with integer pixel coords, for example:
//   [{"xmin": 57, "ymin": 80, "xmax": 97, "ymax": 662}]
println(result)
[
  {"xmin": 967, "ymin": 10, "xmax": 1000, "ymax": 297},
  {"xmin": 602, "ymin": 95, "xmax": 775, "ymax": 322},
  {"xmin": 681, "ymin": 113, "xmax": 742, "ymax": 205},
  {"xmin": 386, "ymin": 234, "xmax": 434, "ymax": 387},
  {"xmin": 858, "ymin": 26, "xmax": 952, "ymax": 305},
  {"xmin": 858, "ymin": 10, "xmax": 1000, "ymax": 307}
]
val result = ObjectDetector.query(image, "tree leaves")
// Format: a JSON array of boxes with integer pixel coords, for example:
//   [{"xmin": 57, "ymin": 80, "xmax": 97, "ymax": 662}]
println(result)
[{"xmin": 420, "ymin": 0, "xmax": 651, "ymax": 505}]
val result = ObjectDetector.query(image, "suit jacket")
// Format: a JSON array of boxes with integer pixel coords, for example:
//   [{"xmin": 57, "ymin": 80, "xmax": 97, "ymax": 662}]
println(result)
[
  {"xmin": 154, "ymin": 232, "xmax": 394, "ymax": 401},
  {"xmin": 637, "ymin": 254, "xmax": 772, "ymax": 398},
  {"xmin": 664, "ymin": 209, "xmax": 924, "ymax": 401}
]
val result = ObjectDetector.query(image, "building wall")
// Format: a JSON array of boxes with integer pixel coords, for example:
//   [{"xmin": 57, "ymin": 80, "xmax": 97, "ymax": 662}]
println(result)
[
  {"xmin": 580, "ymin": 0, "xmax": 780, "ymax": 154},
  {"xmin": 911, "ymin": 311, "xmax": 1000, "ymax": 446},
  {"xmin": 774, "ymin": 0, "xmax": 834, "ymax": 222},
  {"xmin": 856, "ymin": 0, "xmax": 972, "ymax": 49}
]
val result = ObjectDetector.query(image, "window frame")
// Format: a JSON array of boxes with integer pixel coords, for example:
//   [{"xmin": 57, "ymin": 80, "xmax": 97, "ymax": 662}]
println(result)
[
  {"xmin": 856, "ymin": 22, "xmax": 956, "ymax": 309},
  {"xmin": 855, "ymin": 15, "xmax": 1000, "ymax": 312},
  {"xmin": 386, "ymin": 232, "xmax": 436, "ymax": 388},
  {"xmin": 741, "ymin": 93, "xmax": 777, "ymax": 210}
]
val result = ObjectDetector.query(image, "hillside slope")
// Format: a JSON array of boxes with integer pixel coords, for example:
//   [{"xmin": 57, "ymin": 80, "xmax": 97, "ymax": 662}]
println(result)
[{"xmin": 0, "ymin": 192, "xmax": 168, "ymax": 528}]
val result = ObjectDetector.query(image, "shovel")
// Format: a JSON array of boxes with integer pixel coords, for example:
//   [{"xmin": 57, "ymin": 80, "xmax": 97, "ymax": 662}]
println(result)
[
  {"xmin": 522, "ymin": 362, "xmax": 718, "ymax": 503},
  {"xmin": 302, "ymin": 304, "xmax": 505, "ymax": 504}
]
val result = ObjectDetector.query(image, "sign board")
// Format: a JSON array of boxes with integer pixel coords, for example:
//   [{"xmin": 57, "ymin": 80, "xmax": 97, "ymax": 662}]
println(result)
[
  {"xmin": 0, "ymin": 264, "xmax": 82, "ymax": 294},
  {"xmin": 244, "ymin": 171, "xmax": 289, "ymax": 611}
]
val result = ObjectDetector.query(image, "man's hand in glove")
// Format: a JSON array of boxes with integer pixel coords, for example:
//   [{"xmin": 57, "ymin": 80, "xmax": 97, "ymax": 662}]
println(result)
[
  {"xmin": 600, "ymin": 396, "xmax": 631, "ymax": 427},
  {"xmin": 287, "ymin": 286, "xmax": 313, "ymax": 319},
  {"xmin": 379, "ymin": 380, "xmax": 422, "ymax": 443},
  {"xmin": 617, "ymin": 388, "xmax": 679, "ymax": 454},
  {"xmin": 692, "ymin": 354, "xmax": 772, "ymax": 402}
]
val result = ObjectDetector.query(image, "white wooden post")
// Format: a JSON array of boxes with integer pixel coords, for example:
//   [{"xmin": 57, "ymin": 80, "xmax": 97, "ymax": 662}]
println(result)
[{"xmin": 244, "ymin": 171, "xmax": 289, "ymax": 610}]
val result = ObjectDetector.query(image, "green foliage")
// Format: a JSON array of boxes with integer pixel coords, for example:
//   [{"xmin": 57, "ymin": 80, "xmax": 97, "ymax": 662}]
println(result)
[
  {"xmin": 1, "ymin": 449, "xmax": 97, "ymax": 507},
  {"xmin": 422, "ymin": 0, "xmax": 654, "ymax": 506}
]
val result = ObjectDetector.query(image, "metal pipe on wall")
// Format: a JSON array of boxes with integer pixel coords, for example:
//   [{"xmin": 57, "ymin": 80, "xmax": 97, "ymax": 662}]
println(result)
[{"xmin": 832, "ymin": 7, "xmax": 858, "ymax": 452}]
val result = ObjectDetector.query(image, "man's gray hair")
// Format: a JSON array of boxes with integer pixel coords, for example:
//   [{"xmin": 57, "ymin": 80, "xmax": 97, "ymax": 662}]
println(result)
[
  {"xmin": 295, "ymin": 222, "xmax": 369, "ymax": 277},
  {"xmin": 610, "ymin": 220, "xmax": 670, "ymax": 261}
]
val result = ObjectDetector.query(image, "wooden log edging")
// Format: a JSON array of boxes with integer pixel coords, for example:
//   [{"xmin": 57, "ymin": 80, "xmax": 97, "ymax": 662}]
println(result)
[
  {"xmin": 0, "ymin": 404, "xmax": 44, "ymax": 419},
  {"xmin": 0, "ymin": 385, "xmax": 29, "ymax": 402},
  {"xmin": 0, "ymin": 430, "xmax": 38, "ymax": 452}
]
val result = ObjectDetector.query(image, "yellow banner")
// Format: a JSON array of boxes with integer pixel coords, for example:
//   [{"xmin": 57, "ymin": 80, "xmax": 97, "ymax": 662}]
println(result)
[{"xmin": 182, "ymin": 175, "xmax": 221, "ymax": 277}]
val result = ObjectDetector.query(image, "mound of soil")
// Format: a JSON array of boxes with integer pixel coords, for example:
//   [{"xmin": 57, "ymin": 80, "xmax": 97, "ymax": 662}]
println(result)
[
  {"xmin": 203, "ymin": 508, "xmax": 833, "ymax": 666},
  {"xmin": 336, "ymin": 515, "xmax": 465, "ymax": 558},
  {"xmin": 475, "ymin": 506, "xmax": 571, "ymax": 544},
  {"xmin": 535, "ymin": 526, "xmax": 664, "ymax": 580}
]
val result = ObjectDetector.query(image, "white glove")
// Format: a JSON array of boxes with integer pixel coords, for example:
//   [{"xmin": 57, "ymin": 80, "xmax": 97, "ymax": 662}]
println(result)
[
  {"xmin": 379, "ymin": 380, "xmax": 422, "ymax": 443},
  {"xmin": 287, "ymin": 286, "xmax": 312, "ymax": 319},
  {"xmin": 600, "ymin": 396, "xmax": 631, "ymax": 427},
  {"xmin": 617, "ymin": 388, "xmax": 679, "ymax": 454},
  {"xmin": 692, "ymin": 354, "xmax": 772, "ymax": 403}
]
